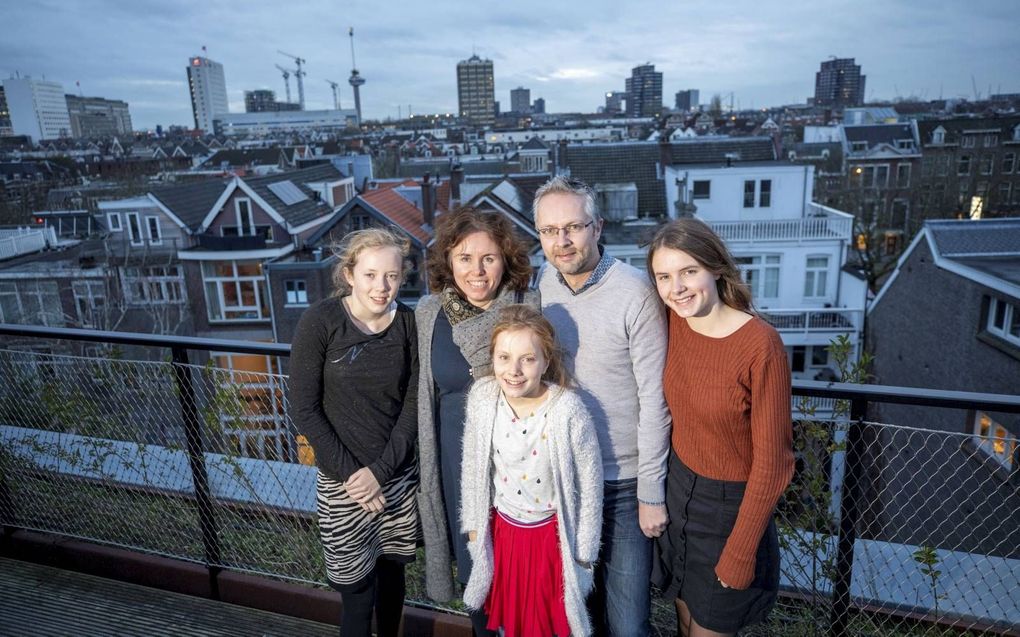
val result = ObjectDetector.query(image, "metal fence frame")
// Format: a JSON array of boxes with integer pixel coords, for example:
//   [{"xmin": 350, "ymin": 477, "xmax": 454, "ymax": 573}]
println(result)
[{"xmin": 2, "ymin": 323, "xmax": 1019, "ymax": 637}]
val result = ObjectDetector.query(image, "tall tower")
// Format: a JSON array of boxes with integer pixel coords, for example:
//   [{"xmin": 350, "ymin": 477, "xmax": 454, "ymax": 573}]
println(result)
[
  {"xmin": 814, "ymin": 58, "xmax": 865, "ymax": 109},
  {"xmin": 457, "ymin": 54, "xmax": 495, "ymax": 127},
  {"xmin": 2, "ymin": 77, "xmax": 72, "ymax": 142},
  {"xmin": 186, "ymin": 55, "xmax": 228, "ymax": 133},
  {"xmin": 625, "ymin": 63, "xmax": 663, "ymax": 117},
  {"xmin": 510, "ymin": 86, "xmax": 531, "ymax": 114},
  {"xmin": 348, "ymin": 27, "xmax": 365, "ymax": 126}
]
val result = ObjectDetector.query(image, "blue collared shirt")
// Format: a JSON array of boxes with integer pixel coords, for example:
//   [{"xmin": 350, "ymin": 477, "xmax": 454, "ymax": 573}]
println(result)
[{"xmin": 556, "ymin": 248, "xmax": 615, "ymax": 295}]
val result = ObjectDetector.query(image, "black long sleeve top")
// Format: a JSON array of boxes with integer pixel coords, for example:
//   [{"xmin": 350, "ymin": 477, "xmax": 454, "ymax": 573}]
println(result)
[{"xmin": 288, "ymin": 296, "xmax": 419, "ymax": 484}]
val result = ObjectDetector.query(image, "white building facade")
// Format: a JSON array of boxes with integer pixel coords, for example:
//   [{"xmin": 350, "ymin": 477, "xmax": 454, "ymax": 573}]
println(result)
[
  {"xmin": 213, "ymin": 109, "xmax": 358, "ymax": 136},
  {"xmin": 187, "ymin": 56, "xmax": 229, "ymax": 133},
  {"xmin": 2, "ymin": 77, "xmax": 72, "ymax": 141}
]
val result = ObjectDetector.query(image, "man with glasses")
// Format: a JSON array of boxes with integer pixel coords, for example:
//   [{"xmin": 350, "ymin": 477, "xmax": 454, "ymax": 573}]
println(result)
[{"xmin": 533, "ymin": 175, "xmax": 671, "ymax": 636}]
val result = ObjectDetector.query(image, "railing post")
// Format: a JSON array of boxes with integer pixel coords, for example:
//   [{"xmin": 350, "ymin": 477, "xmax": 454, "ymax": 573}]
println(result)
[
  {"xmin": 0, "ymin": 446, "xmax": 15, "ymax": 540},
  {"xmin": 829, "ymin": 397, "xmax": 868, "ymax": 637},
  {"xmin": 170, "ymin": 346, "xmax": 222, "ymax": 599}
]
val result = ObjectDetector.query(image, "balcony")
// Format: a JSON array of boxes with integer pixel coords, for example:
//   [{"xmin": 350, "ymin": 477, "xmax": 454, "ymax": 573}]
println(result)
[
  {"xmin": 708, "ymin": 204, "xmax": 854, "ymax": 243},
  {"xmin": 0, "ymin": 226, "xmax": 57, "ymax": 262},
  {"xmin": 1, "ymin": 324, "xmax": 1018, "ymax": 636},
  {"xmin": 762, "ymin": 308, "xmax": 863, "ymax": 337}
]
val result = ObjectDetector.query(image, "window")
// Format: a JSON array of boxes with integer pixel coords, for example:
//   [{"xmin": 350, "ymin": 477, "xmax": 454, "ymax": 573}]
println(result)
[
  {"xmin": 146, "ymin": 216, "xmax": 162, "ymax": 245},
  {"xmin": 804, "ymin": 256, "xmax": 828, "ymax": 298},
  {"xmin": 811, "ymin": 346, "xmax": 829, "ymax": 367},
  {"xmin": 759, "ymin": 179, "xmax": 771, "ymax": 207},
  {"xmin": 962, "ymin": 135, "xmax": 976, "ymax": 148},
  {"xmin": 735, "ymin": 255, "xmax": 780, "ymax": 299},
  {"xmin": 862, "ymin": 165, "xmax": 889, "ymax": 188},
  {"xmin": 984, "ymin": 134, "xmax": 999, "ymax": 148},
  {"xmin": 958, "ymin": 155, "xmax": 971, "ymax": 176},
  {"xmin": 285, "ymin": 279, "xmax": 308, "ymax": 305},
  {"xmin": 202, "ymin": 261, "xmax": 270, "ymax": 322},
  {"xmin": 896, "ymin": 164, "xmax": 911, "ymax": 188},
  {"xmin": 921, "ymin": 157, "xmax": 933, "ymax": 178},
  {"xmin": 0, "ymin": 280, "xmax": 63, "ymax": 326},
  {"xmin": 126, "ymin": 212, "xmax": 143, "ymax": 245},
  {"xmin": 72, "ymin": 280, "xmax": 105, "ymax": 328},
  {"xmin": 932, "ymin": 128, "xmax": 945, "ymax": 145},
  {"xmin": 936, "ymin": 155, "xmax": 949, "ymax": 177},
  {"xmin": 211, "ymin": 352, "xmax": 289, "ymax": 461},
  {"xmin": 850, "ymin": 141, "xmax": 867, "ymax": 153},
  {"xmin": 106, "ymin": 212, "xmax": 122, "ymax": 232},
  {"xmin": 896, "ymin": 139, "xmax": 914, "ymax": 151},
  {"xmin": 987, "ymin": 297, "xmax": 1020, "ymax": 346},
  {"xmin": 790, "ymin": 346, "xmax": 806, "ymax": 373},
  {"xmin": 692, "ymin": 180, "xmax": 711, "ymax": 200},
  {"xmin": 235, "ymin": 199, "xmax": 255, "ymax": 236},
  {"xmin": 1003, "ymin": 153, "xmax": 1016, "ymax": 174},
  {"xmin": 123, "ymin": 266, "xmax": 186, "ymax": 305},
  {"xmin": 743, "ymin": 180, "xmax": 755, "ymax": 208},
  {"xmin": 972, "ymin": 412, "xmax": 1016, "ymax": 470},
  {"xmin": 979, "ymin": 156, "xmax": 994, "ymax": 176},
  {"xmin": 999, "ymin": 183, "xmax": 1012, "ymax": 207}
]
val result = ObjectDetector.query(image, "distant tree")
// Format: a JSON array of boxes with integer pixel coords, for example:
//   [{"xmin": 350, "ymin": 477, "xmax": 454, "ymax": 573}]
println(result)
[{"xmin": 708, "ymin": 94, "xmax": 724, "ymax": 118}]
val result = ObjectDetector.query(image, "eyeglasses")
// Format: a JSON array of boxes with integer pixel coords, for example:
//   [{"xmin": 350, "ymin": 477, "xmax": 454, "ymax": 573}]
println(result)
[{"xmin": 537, "ymin": 220, "xmax": 594, "ymax": 237}]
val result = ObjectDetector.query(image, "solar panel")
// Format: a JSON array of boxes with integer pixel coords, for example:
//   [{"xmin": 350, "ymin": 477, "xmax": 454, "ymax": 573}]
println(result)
[{"xmin": 267, "ymin": 180, "xmax": 309, "ymax": 206}]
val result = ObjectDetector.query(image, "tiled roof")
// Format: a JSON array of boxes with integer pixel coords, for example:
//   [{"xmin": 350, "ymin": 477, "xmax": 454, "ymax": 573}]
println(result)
[
  {"xmin": 200, "ymin": 148, "xmax": 284, "ymax": 169},
  {"xmin": 244, "ymin": 164, "xmax": 343, "ymax": 227},
  {"xmin": 916, "ymin": 116, "xmax": 1020, "ymax": 145},
  {"xmin": 361, "ymin": 189, "xmax": 431, "ymax": 244},
  {"xmin": 563, "ymin": 138, "xmax": 776, "ymax": 217},
  {"xmin": 927, "ymin": 219, "xmax": 1020, "ymax": 257},
  {"xmin": 843, "ymin": 124, "xmax": 916, "ymax": 149},
  {"xmin": 149, "ymin": 178, "xmax": 230, "ymax": 230},
  {"xmin": 520, "ymin": 136, "xmax": 550, "ymax": 151}
]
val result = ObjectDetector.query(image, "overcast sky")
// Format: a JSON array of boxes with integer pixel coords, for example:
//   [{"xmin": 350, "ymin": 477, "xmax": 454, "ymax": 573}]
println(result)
[{"xmin": 4, "ymin": 0, "xmax": 1019, "ymax": 131}]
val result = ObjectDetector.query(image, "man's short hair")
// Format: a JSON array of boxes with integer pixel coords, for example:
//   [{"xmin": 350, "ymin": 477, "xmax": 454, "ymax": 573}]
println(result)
[{"xmin": 532, "ymin": 176, "xmax": 600, "ymax": 224}]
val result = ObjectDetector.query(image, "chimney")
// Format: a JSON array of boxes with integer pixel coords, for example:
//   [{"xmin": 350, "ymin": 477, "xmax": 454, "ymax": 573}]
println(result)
[
  {"xmin": 422, "ymin": 172, "xmax": 436, "ymax": 225},
  {"xmin": 450, "ymin": 163, "xmax": 464, "ymax": 206},
  {"xmin": 658, "ymin": 136, "xmax": 671, "ymax": 179}
]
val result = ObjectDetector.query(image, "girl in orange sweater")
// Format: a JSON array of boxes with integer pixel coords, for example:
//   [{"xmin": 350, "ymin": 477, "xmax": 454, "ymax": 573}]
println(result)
[{"xmin": 647, "ymin": 219, "xmax": 794, "ymax": 637}]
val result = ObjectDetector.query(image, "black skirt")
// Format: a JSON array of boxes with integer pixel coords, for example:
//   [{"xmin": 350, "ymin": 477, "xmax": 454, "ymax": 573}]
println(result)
[{"xmin": 652, "ymin": 451, "xmax": 780, "ymax": 633}]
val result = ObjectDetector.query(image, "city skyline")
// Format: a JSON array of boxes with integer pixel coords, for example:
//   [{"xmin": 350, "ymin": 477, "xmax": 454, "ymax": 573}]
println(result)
[{"xmin": 3, "ymin": 0, "xmax": 1018, "ymax": 130}]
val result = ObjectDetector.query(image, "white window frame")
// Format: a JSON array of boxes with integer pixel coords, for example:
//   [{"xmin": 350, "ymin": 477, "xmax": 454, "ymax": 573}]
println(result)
[
  {"xmin": 284, "ymin": 279, "xmax": 309, "ymax": 306},
  {"xmin": 126, "ymin": 212, "xmax": 144, "ymax": 246},
  {"xmin": 979, "ymin": 155, "xmax": 994, "ymax": 176},
  {"xmin": 735, "ymin": 254, "xmax": 781, "ymax": 300},
  {"xmin": 201, "ymin": 260, "xmax": 270, "ymax": 322},
  {"xmin": 803, "ymin": 255, "xmax": 829, "ymax": 299},
  {"xmin": 759, "ymin": 179, "xmax": 772, "ymax": 207},
  {"xmin": 692, "ymin": 180, "xmax": 711, "ymax": 200},
  {"xmin": 145, "ymin": 215, "xmax": 163, "ymax": 245},
  {"xmin": 896, "ymin": 164, "xmax": 911, "ymax": 188},
  {"xmin": 932, "ymin": 128, "xmax": 945, "ymax": 145},
  {"xmin": 972, "ymin": 411, "xmax": 1016, "ymax": 471},
  {"xmin": 962, "ymin": 135, "xmax": 976, "ymax": 149},
  {"xmin": 235, "ymin": 198, "xmax": 255, "ymax": 236},
  {"xmin": 123, "ymin": 266, "xmax": 186, "ymax": 306},
  {"xmin": 1002, "ymin": 152, "xmax": 1016, "ymax": 174},
  {"xmin": 106, "ymin": 212, "xmax": 122, "ymax": 232},
  {"xmin": 72, "ymin": 280, "xmax": 105, "ymax": 328},
  {"xmin": 987, "ymin": 297, "xmax": 1020, "ymax": 347},
  {"xmin": 743, "ymin": 180, "xmax": 755, "ymax": 208},
  {"xmin": 210, "ymin": 352, "xmax": 288, "ymax": 460},
  {"xmin": 0, "ymin": 280, "xmax": 63, "ymax": 326}
]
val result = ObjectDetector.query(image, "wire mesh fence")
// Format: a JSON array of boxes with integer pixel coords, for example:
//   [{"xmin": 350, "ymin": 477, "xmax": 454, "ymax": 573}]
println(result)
[{"xmin": 0, "ymin": 347, "xmax": 1017, "ymax": 636}]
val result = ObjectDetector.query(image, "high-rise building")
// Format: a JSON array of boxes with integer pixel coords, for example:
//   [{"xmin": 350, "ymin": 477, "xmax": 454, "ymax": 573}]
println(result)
[
  {"xmin": 625, "ymin": 64, "xmax": 663, "ymax": 117},
  {"xmin": 457, "ymin": 54, "xmax": 495, "ymax": 127},
  {"xmin": 65, "ymin": 95, "xmax": 133, "ymax": 138},
  {"xmin": 675, "ymin": 89, "xmax": 700, "ymax": 112},
  {"xmin": 510, "ymin": 86, "xmax": 531, "ymax": 114},
  {"xmin": 2, "ymin": 77, "xmax": 72, "ymax": 142},
  {"xmin": 814, "ymin": 58, "xmax": 865, "ymax": 109},
  {"xmin": 604, "ymin": 90, "xmax": 626, "ymax": 114},
  {"xmin": 532, "ymin": 97, "xmax": 546, "ymax": 115},
  {"xmin": 0, "ymin": 87, "xmax": 11, "ymax": 136},
  {"xmin": 186, "ymin": 56, "xmax": 229, "ymax": 133},
  {"xmin": 244, "ymin": 89, "xmax": 299, "ymax": 113}
]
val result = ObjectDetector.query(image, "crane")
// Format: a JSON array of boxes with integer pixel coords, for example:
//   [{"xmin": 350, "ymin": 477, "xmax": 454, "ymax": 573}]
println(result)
[
  {"xmin": 348, "ymin": 27, "xmax": 365, "ymax": 126},
  {"xmin": 274, "ymin": 64, "xmax": 292, "ymax": 104},
  {"xmin": 278, "ymin": 50, "xmax": 306, "ymax": 110},
  {"xmin": 325, "ymin": 79, "xmax": 341, "ymax": 110}
]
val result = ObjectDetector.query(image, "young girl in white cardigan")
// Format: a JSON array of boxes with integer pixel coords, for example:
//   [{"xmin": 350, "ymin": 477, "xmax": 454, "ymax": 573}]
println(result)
[{"xmin": 460, "ymin": 304, "xmax": 603, "ymax": 637}]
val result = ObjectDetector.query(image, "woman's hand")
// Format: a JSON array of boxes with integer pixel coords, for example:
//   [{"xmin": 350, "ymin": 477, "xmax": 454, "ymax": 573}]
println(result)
[
  {"xmin": 467, "ymin": 530, "xmax": 477, "ymax": 542},
  {"xmin": 346, "ymin": 467, "xmax": 382, "ymax": 503}
]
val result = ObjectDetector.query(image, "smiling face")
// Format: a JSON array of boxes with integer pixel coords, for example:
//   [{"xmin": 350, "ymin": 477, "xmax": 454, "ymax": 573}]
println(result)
[
  {"xmin": 492, "ymin": 327, "xmax": 549, "ymax": 401},
  {"xmin": 449, "ymin": 230, "xmax": 506, "ymax": 308},
  {"xmin": 343, "ymin": 245, "xmax": 404, "ymax": 318},
  {"xmin": 535, "ymin": 191, "xmax": 602, "ymax": 287},
  {"xmin": 651, "ymin": 246, "xmax": 722, "ymax": 319}
]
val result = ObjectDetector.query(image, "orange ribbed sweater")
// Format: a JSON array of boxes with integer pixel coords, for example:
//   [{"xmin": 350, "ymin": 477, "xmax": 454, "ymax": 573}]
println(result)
[{"xmin": 663, "ymin": 313, "xmax": 794, "ymax": 590}]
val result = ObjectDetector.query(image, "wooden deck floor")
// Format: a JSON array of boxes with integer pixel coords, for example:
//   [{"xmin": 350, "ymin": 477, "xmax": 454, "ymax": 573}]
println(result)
[{"xmin": 0, "ymin": 557, "xmax": 338, "ymax": 636}]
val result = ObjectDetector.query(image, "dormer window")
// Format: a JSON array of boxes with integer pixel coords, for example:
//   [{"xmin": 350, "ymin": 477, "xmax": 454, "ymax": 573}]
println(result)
[
  {"xmin": 932, "ymin": 127, "xmax": 946, "ymax": 145},
  {"xmin": 850, "ymin": 141, "xmax": 868, "ymax": 152},
  {"xmin": 1013, "ymin": 124, "xmax": 1020, "ymax": 142}
]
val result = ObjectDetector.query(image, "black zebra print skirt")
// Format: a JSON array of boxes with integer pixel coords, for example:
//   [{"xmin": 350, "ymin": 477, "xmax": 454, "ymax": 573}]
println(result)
[{"xmin": 316, "ymin": 462, "xmax": 420, "ymax": 590}]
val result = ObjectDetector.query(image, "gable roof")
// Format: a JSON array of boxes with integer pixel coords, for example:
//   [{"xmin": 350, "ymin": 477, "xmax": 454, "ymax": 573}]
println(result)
[
  {"xmin": 200, "ymin": 148, "xmax": 285, "ymax": 169},
  {"xmin": 306, "ymin": 189, "xmax": 432, "ymax": 247},
  {"xmin": 562, "ymin": 137, "xmax": 776, "ymax": 217},
  {"xmin": 916, "ymin": 115, "xmax": 1020, "ymax": 146},
  {"xmin": 148, "ymin": 178, "xmax": 231, "ymax": 231},
  {"xmin": 243, "ymin": 164, "xmax": 343, "ymax": 227}
]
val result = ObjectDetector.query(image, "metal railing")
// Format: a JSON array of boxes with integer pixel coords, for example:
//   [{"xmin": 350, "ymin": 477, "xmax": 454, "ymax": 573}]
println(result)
[
  {"xmin": 1, "ymin": 323, "xmax": 1019, "ymax": 637},
  {"xmin": 761, "ymin": 308, "xmax": 864, "ymax": 335},
  {"xmin": 708, "ymin": 205, "xmax": 854, "ymax": 244}
]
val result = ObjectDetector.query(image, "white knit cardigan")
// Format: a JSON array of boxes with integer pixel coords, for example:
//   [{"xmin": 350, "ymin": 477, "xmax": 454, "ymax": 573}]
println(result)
[{"xmin": 460, "ymin": 377, "xmax": 604, "ymax": 637}]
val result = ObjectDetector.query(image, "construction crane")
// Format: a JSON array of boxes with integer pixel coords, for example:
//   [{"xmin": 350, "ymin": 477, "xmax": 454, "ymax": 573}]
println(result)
[
  {"xmin": 278, "ymin": 50, "xmax": 306, "ymax": 110},
  {"xmin": 274, "ymin": 64, "xmax": 292, "ymax": 104},
  {"xmin": 325, "ymin": 79, "xmax": 341, "ymax": 110},
  {"xmin": 348, "ymin": 27, "xmax": 365, "ymax": 126}
]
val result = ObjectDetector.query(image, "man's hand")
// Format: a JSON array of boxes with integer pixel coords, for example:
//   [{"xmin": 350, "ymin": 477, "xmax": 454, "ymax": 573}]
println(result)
[
  {"xmin": 346, "ymin": 467, "xmax": 382, "ymax": 503},
  {"xmin": 638, "ymin": 502, "xmax": 668, "ymax": 538}
]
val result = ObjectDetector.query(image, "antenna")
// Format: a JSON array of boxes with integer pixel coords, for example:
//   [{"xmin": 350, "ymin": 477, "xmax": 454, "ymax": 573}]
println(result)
[
  {"xmin": 278, "ymin": 50, "xmax": 306, "ymax": 109},
  {"xmin": 325, "ymin": 79, "xmax": 341, "ymax": 110}
]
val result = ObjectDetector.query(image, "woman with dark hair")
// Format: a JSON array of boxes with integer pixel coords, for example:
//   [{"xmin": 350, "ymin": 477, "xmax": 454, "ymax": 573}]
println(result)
[
  {"xmin": 416, "ymin": 207, "xmax": 538, "ymax": 631},
  {"xmin": 289, "ymin": 228, "xmax": 419, "ymax": 637},
  {"xmin": 647, "ymin": 219, "xmax": 794, "ymax": 637}
]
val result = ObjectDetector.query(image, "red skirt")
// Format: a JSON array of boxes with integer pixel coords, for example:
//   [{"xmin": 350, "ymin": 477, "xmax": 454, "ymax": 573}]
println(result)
[{"xmin": 485, "ymin": 509, "xmax": 571, "ymax": 637}]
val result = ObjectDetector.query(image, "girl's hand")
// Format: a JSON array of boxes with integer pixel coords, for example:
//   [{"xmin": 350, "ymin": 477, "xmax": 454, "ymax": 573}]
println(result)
[
  {"xmin": 467, "ymin": 531, "xmax": 477, "ymax": 542},
  {"xmin": 358, "ymin": 494, "xmax": 386, "ymax": 513},
  {"xmin": 346, "ymin": 468, "xmax": 382, "ymax": 502},
  {"xmin": 718, "ymin": 578, "xmax": 730, "ymax": 589}
]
